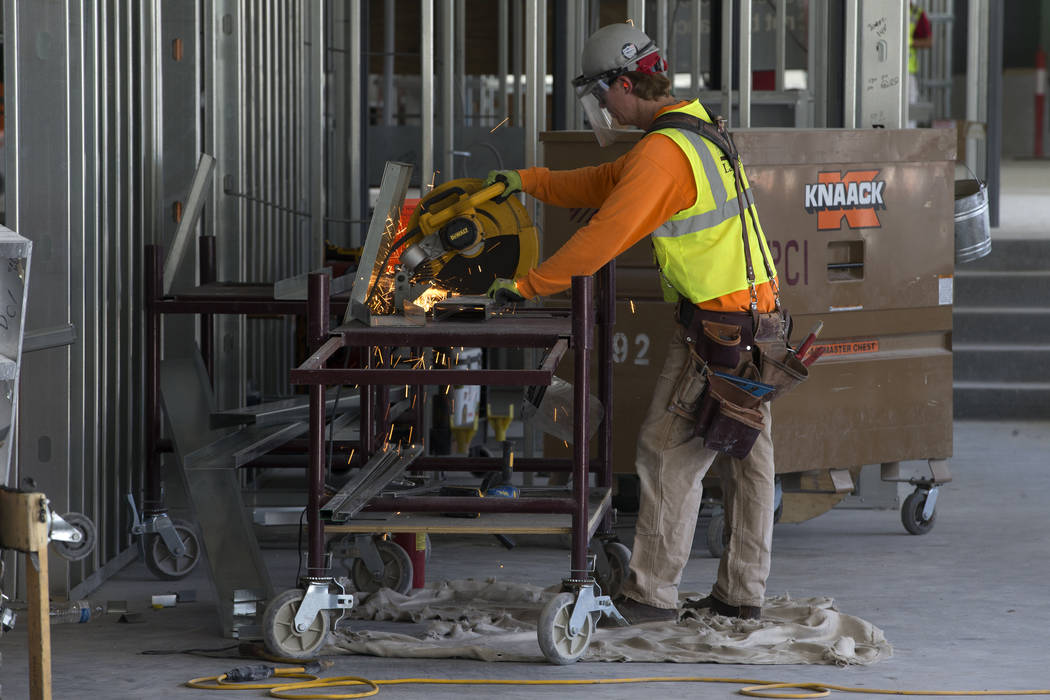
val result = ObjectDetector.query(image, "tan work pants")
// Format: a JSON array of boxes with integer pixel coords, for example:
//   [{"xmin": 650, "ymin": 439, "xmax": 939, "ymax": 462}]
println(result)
[{"xmin": 621, "ymin": 324, "xmax": 775, "ymax": 610}]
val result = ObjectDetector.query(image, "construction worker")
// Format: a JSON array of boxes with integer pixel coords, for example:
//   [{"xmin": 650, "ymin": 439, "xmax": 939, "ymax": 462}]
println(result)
[{"xmin": 485, "ymin": 23, "xmax": 780, "ymax": 625}]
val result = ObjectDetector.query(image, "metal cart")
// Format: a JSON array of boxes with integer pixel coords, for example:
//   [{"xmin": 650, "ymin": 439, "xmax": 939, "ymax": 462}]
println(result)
[{"xmin": 267, "ymin": 264, "xmax": 626, "ymax": 664}]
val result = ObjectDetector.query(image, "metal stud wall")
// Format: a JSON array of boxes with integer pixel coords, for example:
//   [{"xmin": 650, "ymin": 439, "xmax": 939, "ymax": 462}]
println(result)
[
  {"xmin": 3, "ymin": 0, "xmax": 158, "ymax": 595},
  {"xmin": 240, "ymin": 1, "xmax": 310, "ymax": 401}
]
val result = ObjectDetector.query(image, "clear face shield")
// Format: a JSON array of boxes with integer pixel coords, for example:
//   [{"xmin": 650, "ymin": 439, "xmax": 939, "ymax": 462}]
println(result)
[{"xmin": 573, "ymin": 79, "xmax": 617, "ymax": 148}]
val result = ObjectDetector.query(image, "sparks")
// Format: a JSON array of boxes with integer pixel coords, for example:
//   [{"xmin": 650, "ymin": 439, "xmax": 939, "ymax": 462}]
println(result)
[
  {"xmin": 388, "ymin": 424, "xmax": 395, "ymax": 441},
  {"xmin": 629, "ymin": 299, "xmax": 636, "ymax": 314},
  {"xmin": 490, "ymin": 116, "xmax": 510, "ymax": 133},
  {"xmin": 564, "ymin": 440, "xmax": 569, "ymax": 448},
  {"xmin": 347, "ymin": 448, "xmax": 355, "ymax": 465},
  {"xmin": 408, "ymin": 426, "xmax": 413, "ymax": 443},
  {"xmin": 445, "ymin": 384, "xmax": 451, "ymax": 394},
  {"xmin": 414, "ymin": 286, "xmax": 449, "ymax": 312}
]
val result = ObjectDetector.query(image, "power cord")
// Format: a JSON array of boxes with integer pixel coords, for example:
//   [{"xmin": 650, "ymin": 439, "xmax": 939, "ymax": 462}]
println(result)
[{"xmin": 185, "ymin": 667, "xmax": 1050, "ymax": 699}]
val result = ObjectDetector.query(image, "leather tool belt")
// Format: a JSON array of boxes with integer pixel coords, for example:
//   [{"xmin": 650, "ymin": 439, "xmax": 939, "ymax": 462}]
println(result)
[{"xmin": 676, "ymin": 300, "xmax": 807, "ymax": 459}]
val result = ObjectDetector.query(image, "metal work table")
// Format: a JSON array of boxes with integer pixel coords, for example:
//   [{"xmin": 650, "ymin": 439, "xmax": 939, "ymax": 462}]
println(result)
[{"xmin": 288, "ymin": 264, "xmax": 618, "ymax": 591}]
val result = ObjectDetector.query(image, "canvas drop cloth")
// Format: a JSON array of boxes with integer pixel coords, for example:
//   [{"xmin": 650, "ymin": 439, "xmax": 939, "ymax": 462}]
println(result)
[{"xmin": 331, "ymin": 579, "xmax": 891, "ymax": 665}]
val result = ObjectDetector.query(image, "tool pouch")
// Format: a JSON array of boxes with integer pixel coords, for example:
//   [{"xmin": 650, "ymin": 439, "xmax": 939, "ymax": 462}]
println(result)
[
  {"xmin": 668, "ymin": 356, "xmax": 708, "ymax": 420},
  {"xmin": 693, "ymin": 361, "xmax": 765, "ymax": 459},
  {"xmin": 753, "ymin": 309, "xmax": 809, "ymax": 401},
  {"xmin": 697, "ymin": 394, "xmax": 765, "ymax": 459},
  {"xmin": 677, "ymin": 303, "xmax": 754, "ymax": 373}
]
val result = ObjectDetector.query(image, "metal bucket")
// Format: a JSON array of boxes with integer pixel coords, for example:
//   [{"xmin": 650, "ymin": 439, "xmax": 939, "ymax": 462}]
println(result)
[{"xmin": 954, "ymin": 179, "xmax": 991, "ymax": 263}]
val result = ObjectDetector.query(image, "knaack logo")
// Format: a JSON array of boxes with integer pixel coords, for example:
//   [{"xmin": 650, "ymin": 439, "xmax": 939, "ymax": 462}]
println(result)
[{"xmin": 804, "ymin": 170, "xmax": 886, "ymax": 230}]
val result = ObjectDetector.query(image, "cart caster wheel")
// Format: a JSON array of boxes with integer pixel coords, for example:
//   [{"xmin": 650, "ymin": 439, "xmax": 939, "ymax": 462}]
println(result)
[
  {"xmin": 901, "ymin": 489, "xmax": 936, "ymax": 535},
  {"xmin": 144, "ymin": 519, "xmax": 201, "ymax": 580},
  {"xmin": 706, "ymin": 512, "xmax": 727, "ymax": 558},
  {"xmin": 350, "ymin": 539, "xmax": 413, "ymax": 594},
  {"xmin": 263, "ymin": 588, "xmax": 331, "ymax": 659},
  {"xmin": 538, "ymin": 592, "xmax": 594, "ymax": 665},
  {"xmin": 594, "ymin": 542, "xmax": 631, "ymax": 599},
  {"xmin": 53, "ymin": 512, "xmax": 97, "ymax": 562}
]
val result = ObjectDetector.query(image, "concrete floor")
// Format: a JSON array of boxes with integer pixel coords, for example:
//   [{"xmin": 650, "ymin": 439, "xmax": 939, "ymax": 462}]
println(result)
[{"xmin": 3, "ymin": 420, "xmax": 1050, "ymax": 698}]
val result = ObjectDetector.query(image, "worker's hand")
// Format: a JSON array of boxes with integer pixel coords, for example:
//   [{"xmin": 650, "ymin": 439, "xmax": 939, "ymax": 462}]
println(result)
[
  {"xmin": 486, "ymin": 278, "xmax": 525, "ymax": 305},
  {"xmin": 484, "ymin": 170, "xmax": 522, "ymax": 202}
]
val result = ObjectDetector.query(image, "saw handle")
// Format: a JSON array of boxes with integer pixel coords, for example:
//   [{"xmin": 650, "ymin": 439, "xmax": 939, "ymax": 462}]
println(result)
[{"xmin": 418, "ymin": 182, "xmax": 507, "ymax": 234}]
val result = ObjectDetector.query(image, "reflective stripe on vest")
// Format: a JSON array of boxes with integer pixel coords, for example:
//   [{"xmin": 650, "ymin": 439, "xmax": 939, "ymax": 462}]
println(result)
[{"xmin": 648, "ymin": 100, "xmax": 775, "ymax": 305}]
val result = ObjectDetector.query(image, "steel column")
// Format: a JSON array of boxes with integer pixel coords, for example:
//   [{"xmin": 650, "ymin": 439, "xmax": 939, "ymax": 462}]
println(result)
[
  {"xmin": 775, "ymin": 0, "xmax": 787, "ymax": 92},
  {"xmin": 966, "ymin": 0, "xmax": 988, "ymax": 177},
  {"xmin": 628, "ymin": 0, "xmax": 645, "ymax": 28},
  {"xmin": 740, "ymin": 0, "xmax": 752, "ymax": 128},
  {"xmin": 383, "ymin": 0, "xmax": 396, "ymax": 126},
  {"xmin": 441, "ymin": 0, "xmax": 455, "ymax": 183},
  {"xmin": 571, "ymin": 275, "xmax": 593, "ymax": 576},
  {"xmin": 306, "ymin": 272, "xmax": 330, "ymax": 577},
  {"xmin": 145, "ymin": 246, "xmax": 163, "ymax": 514},
  {"xmin": 309, "ymin": 1, "xmax": 326, "ymax": 268},
  {"xmin": 498, "ymin": 0, "xmax": 509, "ymax": 125},
  {"xmin": 513, "ymin": 1, "xmax": 523, "ymax": 127},
  {"xmin": 524, "ymin": 0, "xmax": 545, "ymax": 173},
  {"xmin": 349, "ymin": 1, "xmax": 364, "ymax": 233},
  {"xmin": 692, "ymin": 0, "xmax": 704, "ymax": 94},
  {"xmin": 986, "ymin": 0, "xmax": 1002, "ymax": 226},
  {"xmin": 721, "ymin": 0, "xmax": 733, "ymax": 123},
  {"xmin": 421, "ymin": 0, "xmax": 435, "ymax": 190},
  {"xmin": 656, "ymin": 0, "xmax": 670, "ymax": 87},
  {"xmin": 843, "ymin": 0, "xmax": 858, "ymax": 128}
]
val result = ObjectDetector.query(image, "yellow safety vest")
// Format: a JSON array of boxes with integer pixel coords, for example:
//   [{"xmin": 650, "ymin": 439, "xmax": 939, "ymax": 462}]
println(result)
[{"xmin": 648, "ymin": 100, "xmax": 775, "ymax": 305}]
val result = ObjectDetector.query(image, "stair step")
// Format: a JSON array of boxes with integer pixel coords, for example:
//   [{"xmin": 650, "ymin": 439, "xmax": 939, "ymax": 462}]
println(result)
[
  {"xmin": 953, "ymin": 382, "xmax": 1050, "ymax": 420},
  {"xmin": 953, "ymin": 308, "xmax": 1050, "ymax": 344},
  {"xmin": 954, "ymin": 271, "xmax": 1050, "ymax": 307},
  {"xmin": 953, "ymin": 345, "xmax": 1050, "ymax": 382},
  {"xmin": 959, "ymin": 238, "xmax": 1050, "ymax": 271}
]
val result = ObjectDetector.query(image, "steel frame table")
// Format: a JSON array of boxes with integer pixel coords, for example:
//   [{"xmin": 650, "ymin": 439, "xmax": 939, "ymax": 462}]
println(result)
[
  {"xmin": 271, "ymin": 263, "xmax": 624, "ymax": 663},
  {"xmin": 290, "ymin": 263, "xmax": 617, "ymax": 582}
]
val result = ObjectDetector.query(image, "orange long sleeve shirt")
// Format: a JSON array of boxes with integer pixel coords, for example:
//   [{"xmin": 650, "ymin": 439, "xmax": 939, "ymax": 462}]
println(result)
[{"xmin": 515, "ymin": 102, "xmax": 776, "ymax": 313}]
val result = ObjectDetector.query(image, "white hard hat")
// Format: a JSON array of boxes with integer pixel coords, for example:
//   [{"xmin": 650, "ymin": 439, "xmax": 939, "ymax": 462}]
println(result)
[
  {"xmin": 576, "ymin": 23, "xmax": 666, "ymax": 87},
  {"xmin": 572, "ymin": 23, "xmax": 667, "ymax": 147}
]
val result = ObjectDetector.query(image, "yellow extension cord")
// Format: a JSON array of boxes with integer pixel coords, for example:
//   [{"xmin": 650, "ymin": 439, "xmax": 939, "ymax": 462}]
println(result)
[{"xmin": 186, "ymin": 666, "xmax": 1050, "ymax": 699}]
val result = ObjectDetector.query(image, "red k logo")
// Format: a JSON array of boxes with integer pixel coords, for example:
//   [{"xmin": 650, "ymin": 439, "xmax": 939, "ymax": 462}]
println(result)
[{"xmin": 804, "ymin": 170, "xmax": 886, "ymax": 230}]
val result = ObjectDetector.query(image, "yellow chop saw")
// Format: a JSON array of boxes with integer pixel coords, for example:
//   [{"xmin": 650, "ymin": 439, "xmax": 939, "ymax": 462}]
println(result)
[{"xmin": 349, "ymin": 170, "xmax": 538, "ymax": 326}]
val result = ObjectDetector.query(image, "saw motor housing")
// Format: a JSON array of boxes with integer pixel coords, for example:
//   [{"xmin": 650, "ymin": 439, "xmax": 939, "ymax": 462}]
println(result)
[{"xmin": 396, "ymin": 178, "xmax": 538, "ymax": 299}]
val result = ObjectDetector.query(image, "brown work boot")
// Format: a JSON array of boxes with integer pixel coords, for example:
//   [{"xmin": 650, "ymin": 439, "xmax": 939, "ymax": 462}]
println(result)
[
  {"xmin": 684, "ymin": 595, "xmax": 761, "ymax": 620},
  {"xmin": 602, "ymin": 596, "xmax": 678, "ymax": 627}
]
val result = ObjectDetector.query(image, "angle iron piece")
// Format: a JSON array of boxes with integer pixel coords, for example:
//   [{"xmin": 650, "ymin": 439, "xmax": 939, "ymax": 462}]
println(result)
[
  {"xmin": 322, "ymin": 444, "xmax": 424, "ymax": 521},
  {"xmin": 348, "ymin": 161, "xmax": 414, "ymax": 326}
]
